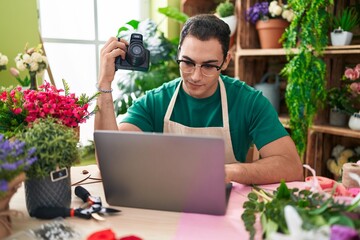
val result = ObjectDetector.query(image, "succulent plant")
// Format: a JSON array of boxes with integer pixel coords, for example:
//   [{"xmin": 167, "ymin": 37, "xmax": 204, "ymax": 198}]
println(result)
[{"xmin": 17, "ymin": 117, "xmax": 80, "ymax": 179}]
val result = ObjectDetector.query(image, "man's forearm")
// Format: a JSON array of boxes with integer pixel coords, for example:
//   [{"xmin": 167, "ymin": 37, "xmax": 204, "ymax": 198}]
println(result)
[
  {"xmin": 226, "ymin": 157, "xmax": 304, "ymax": 185},
  {"xmin": 94, "ymin": 86, "xmax": 118, "ymax": 131}
]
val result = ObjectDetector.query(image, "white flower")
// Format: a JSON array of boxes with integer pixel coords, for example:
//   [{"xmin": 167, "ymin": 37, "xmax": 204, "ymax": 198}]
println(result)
[
  {"xmin": 269, "ymin": 1, "xmax": 279, "ymax": 9},
  {"xmin": 270, "ymin": 5, "xmax": 283, "ymax": 17},
  {"xmin": 29, "ymin": 61, "xmax": 39, "ymax": 72},
  {"xmin": 0, "ymin": 54, "xmax": 8, "ymax": 66},
  {"xmin": 15, "ymin": 53, "xmax": 22, "ymax": 62},
  {"xmin": 31, "ymin": 52, "xmax": 43, "ymax": 62},
  {"xmin": 14, "ymin": 45, "xmax": 48, "ymax": 74},
  {"xmin": 282, "ymin": 9, "xmax": 294, "ymax": 22},
  {"xmin": 22, "ymin": 54, "xmax": 31, "ymax": 64},
  {"xmin": 268, "ymin": 206, "xmax": 331, "ymax": 240},
  {"xmin": 16, "ymin": 60, "xmax": 26, "ymax": 71}
]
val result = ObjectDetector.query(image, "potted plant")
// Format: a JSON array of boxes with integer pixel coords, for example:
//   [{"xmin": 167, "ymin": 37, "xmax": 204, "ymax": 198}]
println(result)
[
  {"xmin": 327, "ymin": 87, "xmax": 354, "ymax": 126},
  {"xmin": 342, "ymin": 63, "xmax": 360, "ymax": 130},
  {"xmin": 330, "ymin": 7, "xmax": 360, "ymax": 46},
  {"xmin": 215, "ymin": 0, "xmax": 237, "ymax": 37},
  {"xmin": 0, "ymin": 134, "xmax": 37, "ymax": 237},
  {"xmin": 16, "ymin": 117, "xmax": 80, "ymax": 216},
  {"xmin": 281, "ymin": 0, "xmax": 332, "ymax": 157},
  {"xmin": 0, "ymin": 80, "xmax": 97, "ymax": 216},
  {"xmin": 246, "ymin": 1, "xmax": 294, "ymax": 48}
]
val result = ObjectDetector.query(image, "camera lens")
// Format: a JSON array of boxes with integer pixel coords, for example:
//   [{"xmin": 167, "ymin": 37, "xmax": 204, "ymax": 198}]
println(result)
[
  {"xmin": 126, "ymin": 43, "xmax": 146, "ymax": 66},
  {"xmin": 132, "ymin": 46, "xmax": 142, "ymax": 55}
]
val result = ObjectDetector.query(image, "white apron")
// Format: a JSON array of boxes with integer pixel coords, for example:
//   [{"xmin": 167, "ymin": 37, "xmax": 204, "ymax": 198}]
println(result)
[{"xmin": 163, "ymin": 78, "xmax": 237, "ymax": 164}]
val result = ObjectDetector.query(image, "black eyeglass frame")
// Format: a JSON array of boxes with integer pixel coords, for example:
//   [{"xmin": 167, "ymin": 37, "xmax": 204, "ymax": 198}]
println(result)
[{"xmin": 176, "ymin": 59, "xmax": 225, "ymax": 72}]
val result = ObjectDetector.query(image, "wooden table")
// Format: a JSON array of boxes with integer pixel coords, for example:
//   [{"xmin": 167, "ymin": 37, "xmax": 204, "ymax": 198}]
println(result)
[{"xmin": 8, "ymin": 165, "xmax": 304, "ymax": 240}]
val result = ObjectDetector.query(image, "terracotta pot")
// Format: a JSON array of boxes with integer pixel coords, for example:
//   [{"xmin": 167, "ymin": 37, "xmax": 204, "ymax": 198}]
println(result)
[{"xmin": 255, "ymin": 19, "xmax": 290, "ymax": 49}]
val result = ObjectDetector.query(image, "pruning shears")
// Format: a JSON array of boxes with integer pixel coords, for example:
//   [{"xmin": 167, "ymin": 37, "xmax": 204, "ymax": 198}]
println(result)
[
  {"xmin": 32, "ymin": 186, "xmax": 120, "ymax": 220},
  {"xmin": 74, "ymin": 185, "xmax": 120, "ymax": 220}
]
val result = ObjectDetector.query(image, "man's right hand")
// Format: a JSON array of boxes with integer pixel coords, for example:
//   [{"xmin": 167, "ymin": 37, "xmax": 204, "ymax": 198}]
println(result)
[{"xmin": 98, "ymin": 37, "xmax": 128, "ymax": 87}]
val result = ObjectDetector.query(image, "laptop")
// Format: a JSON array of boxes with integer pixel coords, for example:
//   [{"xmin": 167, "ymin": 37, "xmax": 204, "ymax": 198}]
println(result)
[{"xmin": 94, "ymin": 130, "xmax": 231, "ymax": 215}]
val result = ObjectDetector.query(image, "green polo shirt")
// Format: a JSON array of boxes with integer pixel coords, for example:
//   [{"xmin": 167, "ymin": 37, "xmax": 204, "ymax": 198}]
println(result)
[{"xmin": 121, "ymin": 75, "xmax": 288, "ymax": 162}]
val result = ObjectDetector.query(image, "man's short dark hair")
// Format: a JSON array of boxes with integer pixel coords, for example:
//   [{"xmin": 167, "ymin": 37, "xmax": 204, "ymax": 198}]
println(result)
[{"xmin": 179, "ymin": 14, "xmax": 230, "ymax": 60}]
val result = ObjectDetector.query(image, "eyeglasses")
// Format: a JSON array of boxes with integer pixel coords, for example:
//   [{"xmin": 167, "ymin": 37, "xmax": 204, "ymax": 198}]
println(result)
[{"xmin": 176, "ymin": 59, "xmax": 225, "ymax": 77}]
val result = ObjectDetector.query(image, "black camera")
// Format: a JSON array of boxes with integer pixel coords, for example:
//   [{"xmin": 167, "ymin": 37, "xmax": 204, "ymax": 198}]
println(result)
[{"xmin": 115, "ymin": 33, "xmax": 150, "ymax": 72}]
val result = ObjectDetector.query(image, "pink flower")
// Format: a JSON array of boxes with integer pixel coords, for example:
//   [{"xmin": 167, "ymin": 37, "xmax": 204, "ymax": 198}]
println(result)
[
  {"xmin": 9, "ymin": 67, "xmax": 20, "ymax": 77},
  {"xmin": 354, "ymin": 63, "xmax": 360, "ymax": 72},
  {"xmin": 21, "ymin": 81, "xmax": 91, "ymax": 128},
  {"xmin": 1, "ymin": 80, "xmax": 96, "ymax": 137},
  {"xmin": 350, "ymin": 82, "xmax": 360, "ymax": 95},
  {"xmin": 344, "ymin": 68, "xmax": 360, "ymax": 81},
  {"xmin": 12, "ymin": 108, "xmax": 22, "ymax": 115}
]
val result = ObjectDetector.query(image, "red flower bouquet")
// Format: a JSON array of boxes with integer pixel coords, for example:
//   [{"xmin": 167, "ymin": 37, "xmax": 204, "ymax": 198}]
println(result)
[{"xmin": 0, "ymin": 80, "xmax": 98, "ymax": 138}]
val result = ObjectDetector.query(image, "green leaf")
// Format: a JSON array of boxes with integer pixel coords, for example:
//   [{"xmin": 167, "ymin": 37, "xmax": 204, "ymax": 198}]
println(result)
[
  {"xmin": 248, "ymin": 192, "xmax": 259, "ymax": 201},
  {"xmin": 117, "ymin": 20, "xmax": 140, "ymax": 37},
  {"xmin": 275, "ymin": 180, "xmax": 291, "ymax": 200},
  {"xmin": 328, "ymin": 215, "xmax": 355, "ymax": 228},
  {"xmin": 158, "ymin": 6, "xmax": 189, "ymax": 23},
  {"xmin": 243, "ymin": 201, "xmax": 257, "ymax": 210}
]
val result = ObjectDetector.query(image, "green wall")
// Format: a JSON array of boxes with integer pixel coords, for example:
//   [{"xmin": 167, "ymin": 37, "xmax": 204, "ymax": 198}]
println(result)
[{"xmin": 0, "ymin": 0, "xmax": 40, "ymax": 87}]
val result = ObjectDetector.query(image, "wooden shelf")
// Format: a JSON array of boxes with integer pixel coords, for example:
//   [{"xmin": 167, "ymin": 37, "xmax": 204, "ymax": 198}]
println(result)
[
  {"xmin": 278, "ymin": 115, "xmax": 360, "ymax": 139},
  {"xmin": 235, "ymin": 45, "xmax": 360, "ymax": 58},
  {"xmin": 310, "ymin": 124, "xmax": 360, "ymax": 139}
]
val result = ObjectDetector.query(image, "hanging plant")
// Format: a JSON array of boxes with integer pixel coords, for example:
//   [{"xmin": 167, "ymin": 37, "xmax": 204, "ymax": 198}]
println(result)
[{"xmin": 281, "ymin": 0, "xmax": 333, "ymax": 158}]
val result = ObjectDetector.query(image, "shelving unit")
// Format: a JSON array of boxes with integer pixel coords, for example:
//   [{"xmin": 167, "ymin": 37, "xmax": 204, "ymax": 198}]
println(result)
[
  {"xmin": 233, "ymin": 0, "xmax": 360, "ymax": 177},
  {"xmin": 180, "ymin": 0, "xmax": 360, "ymax": 177}
]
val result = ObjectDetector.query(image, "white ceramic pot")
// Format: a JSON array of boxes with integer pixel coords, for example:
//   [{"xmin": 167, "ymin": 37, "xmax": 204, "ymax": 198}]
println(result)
[
  {"xmin": 348, "ymin": 112, "xmax": 360, "ymax": 131},
  {"xmin": 220, "ymin": 15, "xmax": 237, "ymax": 36},
  {"xmin": 330, "ymin": 30, "xmax": 353, "ymax": 46}
]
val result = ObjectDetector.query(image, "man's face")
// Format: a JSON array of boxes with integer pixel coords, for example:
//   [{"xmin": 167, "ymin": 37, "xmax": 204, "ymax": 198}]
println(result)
[{"xmin": 178, "ymin": 36, "xmax": 230, "ymax": 99}]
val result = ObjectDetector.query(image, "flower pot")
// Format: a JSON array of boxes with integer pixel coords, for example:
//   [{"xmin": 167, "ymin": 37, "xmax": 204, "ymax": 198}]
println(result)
[
  {"xmin": 329, "ymin": 108, "xmax": 348, "ymax": 127},
  {"xmin": 255, "ymin": 19, "xmax": 289, "ymax": 49},
  {"xmin": 348, "ymin": 112, "xmax": 360, "ymax": 131},
  {"xmin": 220, "ymin": 15, "xmax": 237, "ymax": 37},
  {"xmin": 330, "ymin": 30, "xmax": 353, "ymax": 46},
  {"xmin": 254, "ymin": 72, "xmax": 280, "ymax": 113},
  {"xmin": 24, "ymin": 171, "xmax": 71, "ymax": 217}
]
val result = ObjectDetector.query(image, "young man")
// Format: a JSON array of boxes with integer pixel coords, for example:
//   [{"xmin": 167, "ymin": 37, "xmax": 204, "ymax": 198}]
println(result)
[{"xmin": 95, "ymin": 14, "xmax": 304, "ymax": 184}]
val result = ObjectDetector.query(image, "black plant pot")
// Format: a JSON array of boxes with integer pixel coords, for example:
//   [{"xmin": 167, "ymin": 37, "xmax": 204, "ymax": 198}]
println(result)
[{"xmin": 24, "ymin": 174, "xmax": 71, "ymax": 217}]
